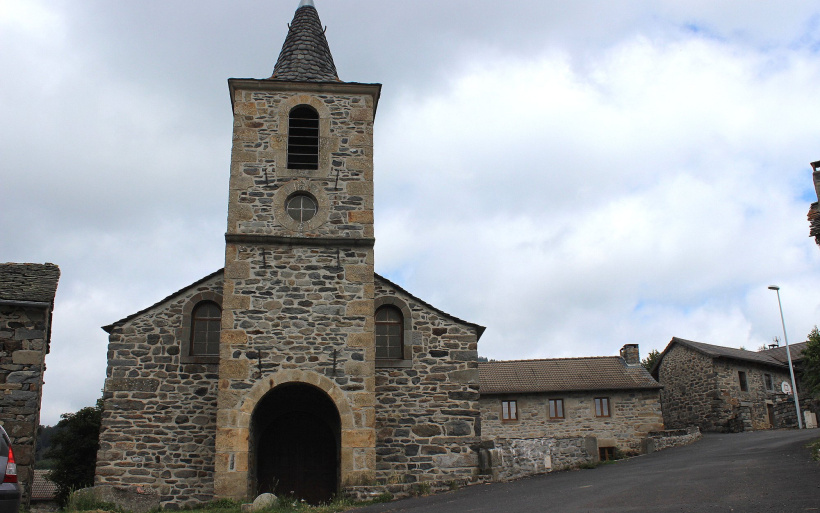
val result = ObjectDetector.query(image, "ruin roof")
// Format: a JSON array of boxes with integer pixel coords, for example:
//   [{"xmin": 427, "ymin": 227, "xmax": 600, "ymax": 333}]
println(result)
[
  {"xmin": 479, "ymin": 356, "xmax": 661, "ymax": 395},
  {"xmin": 270, "ymin": 1, "xmax": 340, "ymax": 82},
  {"xmin": 0, "ymin": 263, "xmax": 60, "ymax": 305}
]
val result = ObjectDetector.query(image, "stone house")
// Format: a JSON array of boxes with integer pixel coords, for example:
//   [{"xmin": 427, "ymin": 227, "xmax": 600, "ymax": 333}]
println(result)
[
  {"xmin": 95, "ymin": 1, "xmax": 483, "ymax": 507},
  {"xmin": 652, "ymin": 337, "xmax": 800, "ymax": 432},
  {"xmin": 478, "ymin": 344, "xmax": 664, "ymax": 472},
  {"xmin": 0, "ymin": 262, "xmax": 60, "ymax": 508}
]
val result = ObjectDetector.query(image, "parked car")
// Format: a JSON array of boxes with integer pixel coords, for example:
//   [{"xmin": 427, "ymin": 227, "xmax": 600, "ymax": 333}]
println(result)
[{"xmin": 0, "ymin": 426, "xmax": 20, "ymax": 513}]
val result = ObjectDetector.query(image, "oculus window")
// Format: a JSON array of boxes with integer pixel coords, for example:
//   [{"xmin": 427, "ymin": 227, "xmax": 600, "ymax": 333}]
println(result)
[
  {"xmin": 191, "ymin": 301, "xmax": 221, "ymax": 356},
  {"xmin": 375, "ymin": 306, "xmax": 403, "ymax": 359},
  {"xmin": 286, "ymin": 194, "xmax": 318, "ymax": 223}
]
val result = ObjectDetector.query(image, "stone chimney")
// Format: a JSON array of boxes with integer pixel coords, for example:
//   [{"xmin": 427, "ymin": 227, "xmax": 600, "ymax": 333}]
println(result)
[{"xmin": 620, "ymin": 344, "xmax": 640, "ymax": 365}]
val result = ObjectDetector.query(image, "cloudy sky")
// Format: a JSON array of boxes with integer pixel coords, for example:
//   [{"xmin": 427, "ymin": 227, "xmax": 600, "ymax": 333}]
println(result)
[{"xmin": 3, "ymin": 0, "xmax": 820, "ymax": 425}]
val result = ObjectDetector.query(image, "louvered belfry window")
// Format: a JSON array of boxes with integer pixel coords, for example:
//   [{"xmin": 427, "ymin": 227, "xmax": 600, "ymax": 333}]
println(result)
[{"xmin": 288, "ymin": 105, "xmax": 319, "ymax": 169}]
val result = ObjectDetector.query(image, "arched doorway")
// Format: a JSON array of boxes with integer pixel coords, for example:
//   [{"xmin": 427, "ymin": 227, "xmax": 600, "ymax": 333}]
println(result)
[{"xmin": 251, "ymin": 382, "xmax": 340, "ymax": 504}]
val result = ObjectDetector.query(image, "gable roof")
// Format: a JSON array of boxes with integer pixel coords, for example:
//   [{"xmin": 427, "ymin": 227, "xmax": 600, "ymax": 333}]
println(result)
[
  {"xmin": 759, "ymin": 341, "xmax": 808, "ymax": 364},
  {"xmin": 651, "ymin": 337, "xmax": 790, "ymax": 377},
  {"xmin": 102, "ymin": 269, "xmax": 224, "ymax": 332},
  {"xmin": 270, "ymin": 1, "xmax": 340, "ymax": 82},
  {"xmin": 479, "ymin": 356, "xmax": 661, "ymax": 395},
  {"xmin": 103, "ymin": 270, "xmax": 486, "ymax": 340},
  {"xmin": 375, "ymin": 273, "xmax": 485, "ymax": 340},
  {"xmin": 0, "ymin": 263, "xmax": 60, "ymax": 306}
]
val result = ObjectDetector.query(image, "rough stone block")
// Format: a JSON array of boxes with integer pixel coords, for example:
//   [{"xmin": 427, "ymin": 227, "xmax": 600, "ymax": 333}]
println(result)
[{"xmin": 11, "ymin": 351, "xmax": 43, "ymax": 365}]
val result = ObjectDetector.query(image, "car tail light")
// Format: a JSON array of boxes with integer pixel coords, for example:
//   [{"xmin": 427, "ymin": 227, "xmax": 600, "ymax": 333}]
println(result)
[{"xmin": 3, "ymin": 446, "xmax": 17, "ymax": 484}]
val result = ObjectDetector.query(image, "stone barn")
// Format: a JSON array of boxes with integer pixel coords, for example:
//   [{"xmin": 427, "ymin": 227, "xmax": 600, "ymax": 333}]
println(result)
[{"xmin": 95, "ymin": 1, "xmax": 483, "ymax": 507}]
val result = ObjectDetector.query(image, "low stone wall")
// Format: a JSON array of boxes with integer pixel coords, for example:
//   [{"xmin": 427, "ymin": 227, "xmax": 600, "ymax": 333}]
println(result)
[
  {"xmin": 644, "ymin": 427, "xmax": 701, "ymax": 453},
  {"xmin": 479, "ymin": 436, "xmax": 595, "ymax": 482},
  {"xmin": 344, "ymin": 476, "xmax": 490, "ymax": 502},
  {"xmin": 550, "ymin": 436, "xmax": 597, "ymax": 469}
]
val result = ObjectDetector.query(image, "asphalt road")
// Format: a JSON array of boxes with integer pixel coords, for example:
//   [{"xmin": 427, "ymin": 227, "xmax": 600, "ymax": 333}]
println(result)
[{"xmin": 350, "ymin": 429, "xmax": 820, "ymax": 513}]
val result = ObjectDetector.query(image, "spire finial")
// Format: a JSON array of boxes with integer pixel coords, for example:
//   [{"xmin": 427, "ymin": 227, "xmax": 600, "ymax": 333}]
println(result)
[{"xmin": 298, "ymin": 0, "xmax": 315, "ymax": 7}]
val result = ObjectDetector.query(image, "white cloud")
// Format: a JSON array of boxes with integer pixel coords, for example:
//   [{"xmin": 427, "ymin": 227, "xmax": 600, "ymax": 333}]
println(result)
[{"xmin": 4, "ymin": 1, "xmax": 820, "ymax": 424}]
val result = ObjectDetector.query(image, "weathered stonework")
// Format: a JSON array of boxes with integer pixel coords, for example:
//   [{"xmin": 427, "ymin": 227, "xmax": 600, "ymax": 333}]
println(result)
[
  {"xmin": 0, "ymin": 262, "xmax": 59, "ymax": 508},
  {"xmin": 656, "ymin": 340, "xmax": 795, "ymax": 432},
  {"xmin": 373, "ymin": 277, "xmax": 481, "ymax": 485},
  {"xmin": 480, "ymin": 389, "xmax": 663, "ymax": 454},
  {"xmin": 808, "ymin": 164, "xmax": 820, "ymax": 248},
  {"xmin": 95, "ymin": 273, "xmax": 223, "ymax": 508},
  {"xmin": 0, "ymin": 305, "xmax": 49, "ymax": 506}
]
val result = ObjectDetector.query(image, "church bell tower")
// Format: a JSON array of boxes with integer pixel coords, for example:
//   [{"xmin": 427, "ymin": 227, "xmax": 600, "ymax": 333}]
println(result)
[{"xmin": 214, "ymin": 0, "xmax": 381, "ymax": 501}]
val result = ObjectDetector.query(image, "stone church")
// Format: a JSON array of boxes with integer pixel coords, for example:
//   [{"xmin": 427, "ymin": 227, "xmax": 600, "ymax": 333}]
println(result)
[{"xmin": 95, "ymin": 1, "xmax": 484, "ymax": 507}]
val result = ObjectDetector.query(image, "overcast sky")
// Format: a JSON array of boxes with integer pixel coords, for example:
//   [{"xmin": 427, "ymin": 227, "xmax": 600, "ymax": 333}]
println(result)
[{"xmin": 3, "ymin": 0, "xmax": 820, "ymax": 426}]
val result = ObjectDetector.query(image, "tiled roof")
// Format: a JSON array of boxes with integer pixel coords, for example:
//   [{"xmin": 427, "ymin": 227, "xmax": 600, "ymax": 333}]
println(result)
[
  {"xmin": 0, "ymin": 263, "xmax": 60, "ymax": 304},
  {"xmin": 270, "ymin": 1, "xmax": 340, "ymax": 82},
  {"xmin": 669, "ymin": 337, "xmax": 787, "ymax": 367},
  {"xmin": 479, "ymin": 356, "xmax": 661, "ymax": 395},
  {"xmin": 31, "ymin": 470, "xmax": 57, "ymax": 501},
  {"xmin": 759, "ymin": 341, "xmax": 807, "ymax": 364}
]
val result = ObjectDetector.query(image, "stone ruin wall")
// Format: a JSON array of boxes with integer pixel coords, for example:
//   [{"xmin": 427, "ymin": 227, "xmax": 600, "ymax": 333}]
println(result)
[
  {"xmin": 95, "ymin": 274, "xmax": 223, "ymax": 508},
  {"xmin": 0, "ymin": 304, "xmax": 51, "ymax": 507},
  {"xmin": 373, "ymin": 278, "xmax": 481, "ymax": 486}
]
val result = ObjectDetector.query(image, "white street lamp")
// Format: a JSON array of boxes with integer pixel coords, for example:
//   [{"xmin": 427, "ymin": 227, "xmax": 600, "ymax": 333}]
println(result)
[{"xmin": 768, "ymin": 285, "xmax": 803, "ymax": 429}]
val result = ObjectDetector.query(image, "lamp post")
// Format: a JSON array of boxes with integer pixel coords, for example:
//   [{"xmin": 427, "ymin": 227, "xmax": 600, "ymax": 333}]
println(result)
[{"xmin": 768, "ymin": 285, "xmax": 803, "ymax": 429}]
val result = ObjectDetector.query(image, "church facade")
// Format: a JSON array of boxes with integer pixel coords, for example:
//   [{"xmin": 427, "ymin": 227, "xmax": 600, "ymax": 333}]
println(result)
[{"xmin": 95, "ymin": 2, "xmax": 483, "ymax": 507}]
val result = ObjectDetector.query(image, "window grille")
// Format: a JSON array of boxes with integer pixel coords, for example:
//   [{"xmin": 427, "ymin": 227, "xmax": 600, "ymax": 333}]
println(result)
[{"xmin": 288, "ymin": 106, "xmax": 319, "ymax": 170}]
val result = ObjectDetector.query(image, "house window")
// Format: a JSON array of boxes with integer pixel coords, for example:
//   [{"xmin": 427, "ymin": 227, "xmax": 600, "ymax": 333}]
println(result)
[
  {"xmin": 594, "ymin": 397, "xmax": 611, "ymax": 417},
  {"xmin": 375, "ymin": 306, "xmax": 403, "ymax": 359},
  {"xmin": 502, "ymin": 400, "xmax": 518, "ymax": 421},
  {"xmin": 764, "ymin": 373, "xmax": 773, "ymax": 391},
  {"xmin": 288, "ymin": 105, "xmax": 319, "ymax": 170},
  {"xmin": 191, "ymin": 301, "xmax": 221, "ymax": 356},
  {"xmin": 549, "ymin": 399, "xmax": 564, "ymax": 419},
  {"xmin": 738, "ymin": 371, "xmax": 748, "ymax": 392}
]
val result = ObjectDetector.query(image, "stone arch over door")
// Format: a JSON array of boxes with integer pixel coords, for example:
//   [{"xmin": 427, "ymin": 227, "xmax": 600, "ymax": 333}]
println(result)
[
  {"xmin": 252, "ymin": 382, "xmax": 340, "ymax": 504},
  {"xmin": 214, "ymin": 369, "xmax": 369, "ymax": 502}
]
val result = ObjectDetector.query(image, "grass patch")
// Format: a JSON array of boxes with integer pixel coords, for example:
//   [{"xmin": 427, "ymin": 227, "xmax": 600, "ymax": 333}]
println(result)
[{"xmin": 808, "ymin": 439, "xmax": 820, "ymax": 461}]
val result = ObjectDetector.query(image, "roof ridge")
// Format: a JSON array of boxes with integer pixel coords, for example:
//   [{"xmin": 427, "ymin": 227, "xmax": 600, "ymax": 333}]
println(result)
[{"xmin": 480, "ymin": 355, "xmax": 621, "ymax": 364}]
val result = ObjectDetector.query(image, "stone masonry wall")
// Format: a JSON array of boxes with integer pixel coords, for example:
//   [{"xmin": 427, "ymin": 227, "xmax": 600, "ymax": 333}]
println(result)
[
  {"xmin": 96, "ymin": 274, "xmax": 223, "ymax": 508},
  {"xmin": 373, "ymin": 278, "xmax": 481, "ymax": 485},
  {"xmin": 0, "ymin": 304, "xmax": 50, "ymax": 507},
  {"xmin": 216, "ymin": 84, "xmax": 379, "ymax": 499},
  {"xmin": 659, "ymin": 343, "xmax": 793, "ymax": 432},
  {"xmin": 480, "ymin": 389, "xmax": 663, "ymax": 454},
  {"xmin": 658, "ymin": 344, "xmax": 718, "ymax": 430},
  {"xmin": 712, "ymin": 360, "xmax": 792, "ymax": 431}
]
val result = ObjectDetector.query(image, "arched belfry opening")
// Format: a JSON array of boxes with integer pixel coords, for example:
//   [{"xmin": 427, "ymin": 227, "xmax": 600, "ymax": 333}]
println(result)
[{"xmin": 250, "ymin": 382, "xmax": 341, "ymax": 504}]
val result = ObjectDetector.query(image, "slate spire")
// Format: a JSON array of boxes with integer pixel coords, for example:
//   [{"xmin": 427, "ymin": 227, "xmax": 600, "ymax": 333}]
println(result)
[{"xmin": 270, "ymin": 0, "xmax": 340, "ymax": 82}]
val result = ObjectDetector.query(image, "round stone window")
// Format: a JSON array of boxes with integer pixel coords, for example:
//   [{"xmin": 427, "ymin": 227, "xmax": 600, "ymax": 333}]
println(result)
[{"xmin": 286, "ymin": 193, "xmax": 318, "ymax": 222}]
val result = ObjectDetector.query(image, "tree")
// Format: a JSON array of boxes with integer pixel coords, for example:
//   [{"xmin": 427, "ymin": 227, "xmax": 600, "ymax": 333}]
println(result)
[
  {"xmin": 45, "ymin": 400, "xmax": 103, "ymax": 506},
  {"xmin": 799, "ymin": 326, "xmax": 820, "ymax": 400},
  {"xmin": 641, "ymin": 349, "xmax": 661, "ymax": 373}
]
